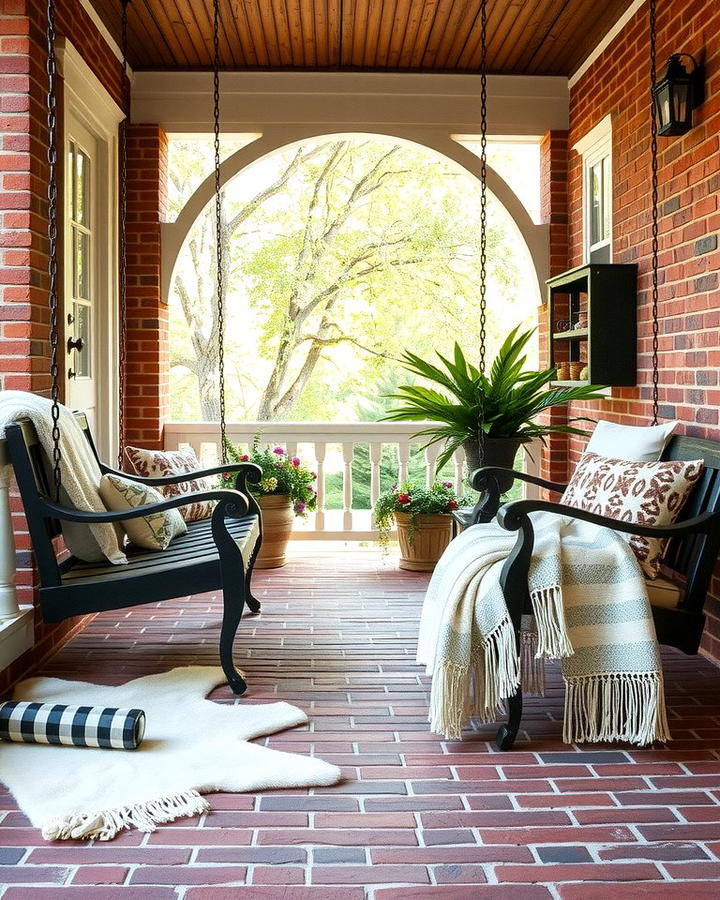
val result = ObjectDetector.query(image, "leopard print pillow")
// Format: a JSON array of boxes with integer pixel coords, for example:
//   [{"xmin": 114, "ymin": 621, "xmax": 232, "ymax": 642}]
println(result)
[
  {"xmin": 124, "ymin": 446, "xmax": 214, "ymax": 522},
  {"xmin": 561, "ymin": 452, "xmax": 704, "ymax": 579}
]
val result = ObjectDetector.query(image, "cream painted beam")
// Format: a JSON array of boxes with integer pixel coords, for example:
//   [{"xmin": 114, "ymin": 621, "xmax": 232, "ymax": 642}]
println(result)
[
  {"xmin": 132, "ymin": 71, "xmax": 568, "ymax": 136},
  {"xmin": 0, "ymin": 442, "xmax": 19, "ymax": 619}
]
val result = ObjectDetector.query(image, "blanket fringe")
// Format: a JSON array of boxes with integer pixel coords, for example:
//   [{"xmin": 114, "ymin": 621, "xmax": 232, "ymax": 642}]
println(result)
[
  {"xmin": 520, "ymin": 630, "xmax": 545, "ymax": 696},
  {"xmin": 530, "ymin": 586, "xmax": 573, "ymax": 658},
  {"xmin": 563, "ymin": 672, "xmax": 671, "ymax": 746},
  {"xmin": 42, "ymin": 789, "xmax": 210, "ymax": 842},
  {"xmin": 429, "ymin": 616, "xmax": 518, "ymax": 740}
]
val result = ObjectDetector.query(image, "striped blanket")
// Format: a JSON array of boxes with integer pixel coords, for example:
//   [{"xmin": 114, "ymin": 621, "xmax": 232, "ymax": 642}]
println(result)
[{"xmin": 417, "ymin": 512, "xmax": 670, "ymax": 745}]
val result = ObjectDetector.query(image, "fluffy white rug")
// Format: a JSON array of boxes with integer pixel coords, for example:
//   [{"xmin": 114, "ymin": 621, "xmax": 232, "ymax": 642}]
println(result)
[{"xmin": 0, "ymin": 666, "xmax": 341, "ymax": 841}]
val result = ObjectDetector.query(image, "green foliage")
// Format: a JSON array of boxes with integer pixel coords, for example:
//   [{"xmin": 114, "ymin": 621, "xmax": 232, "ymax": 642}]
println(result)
[
  {"xmin": 223, "ymin": 436, "xmax": 318, "ymax": 517},
  {"xmin": 384, "ymin": 326, "xmax": 607, "ymax": 469},
  {"xmin": 374, "ymin": 481, "xmax": 468, "ymax": 549}
]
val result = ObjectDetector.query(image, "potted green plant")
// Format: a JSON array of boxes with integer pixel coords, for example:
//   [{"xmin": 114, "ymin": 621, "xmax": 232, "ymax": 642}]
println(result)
[
  {"xmin": 224, "ymin": 436, "xmax": 317, "ymax": 568},
  {"xmin": 374, "ymin": 481, "xmax": 468, "ymax": 571},
  {"xmin": 384, "ymin": 326, "xmax": 606, "ymax": 492}
]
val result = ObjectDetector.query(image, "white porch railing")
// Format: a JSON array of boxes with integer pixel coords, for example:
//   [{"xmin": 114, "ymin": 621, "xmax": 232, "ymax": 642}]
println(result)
[{"xmin": 165, "ymin": 422, "xmax": 541, "ymax": 540}]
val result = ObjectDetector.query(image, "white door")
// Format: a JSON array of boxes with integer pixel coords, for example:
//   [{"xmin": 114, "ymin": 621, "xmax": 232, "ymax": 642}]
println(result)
[{"xmin": 64, "ymin": 115, "xmax": 99, "ymax": 434}]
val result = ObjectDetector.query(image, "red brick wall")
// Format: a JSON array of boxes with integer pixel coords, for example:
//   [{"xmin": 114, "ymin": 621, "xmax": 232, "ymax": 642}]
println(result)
[
  {"xmin": 124, "ymin": 124, "xmax": 169, "ymax": 450},
  {"xmin": 548, "ymin": 0, "xmax": 720, "ymax": 658},
  {"xmin": 0, "ymin": 0, "xmax": 125, "ymax": 693}
]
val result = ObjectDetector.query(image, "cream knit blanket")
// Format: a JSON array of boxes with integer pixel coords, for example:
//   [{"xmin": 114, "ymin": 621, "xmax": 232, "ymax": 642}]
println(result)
[
  {"xmin": 417, "ymin": 512, "xmax": 670, "ymax": 745},
  {"xmin": 0, "ymin": 391, "xmax": 126, "ymax": 564}
]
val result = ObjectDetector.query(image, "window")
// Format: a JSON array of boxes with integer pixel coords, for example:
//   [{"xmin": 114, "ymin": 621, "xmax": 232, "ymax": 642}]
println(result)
[{"xmin": 573, "ymin": 115, "xmax": 612, "ymax": 264}]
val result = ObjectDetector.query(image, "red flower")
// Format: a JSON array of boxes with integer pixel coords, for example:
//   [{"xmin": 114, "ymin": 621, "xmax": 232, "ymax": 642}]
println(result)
[
  {"xmin": 397, "ymin": 492, "xmax": 411, "ymax": 504},
  {"xmin": 240, "ymin": 454, "xmax": 249, "ymax": 462},
  {"xmin": 448, "ymin": 499, "xmax": 458, "ymax": 509}
]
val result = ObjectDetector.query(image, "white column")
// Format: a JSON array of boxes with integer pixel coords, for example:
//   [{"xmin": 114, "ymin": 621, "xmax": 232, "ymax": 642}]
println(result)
[
  {"xmin": 314, "ymin": 442, "xmax": 326, "ymax": 532},
  {"xmin": 0, "ymin": 444, "xmax": 20, "ymax": 619},
  {"xmin": 342, "ymin": 442, "xmax": 354, "ymax": 533}
]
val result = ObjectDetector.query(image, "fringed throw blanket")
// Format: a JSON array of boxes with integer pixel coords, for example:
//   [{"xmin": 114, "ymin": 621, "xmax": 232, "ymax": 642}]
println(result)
[{"xmin": 417, "ymin": 513, "xmax": 670, "ymax": 745}]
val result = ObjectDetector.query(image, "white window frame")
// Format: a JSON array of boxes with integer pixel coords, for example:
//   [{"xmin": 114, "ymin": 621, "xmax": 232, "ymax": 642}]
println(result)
[{"xmin": 573, "ymin": 114, "xmax": 613, "ymax": 264}]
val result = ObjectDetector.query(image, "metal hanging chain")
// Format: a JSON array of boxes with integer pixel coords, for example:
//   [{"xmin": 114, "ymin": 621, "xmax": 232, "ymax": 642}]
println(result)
[
  {"xmin": 477, "ymin": 0, "xmax": 488, "ymax": 461},
  {"xmin": 118, "ymin": 0, "xmax": 130, "ymax": 468},
  {"xmin": 213, "ymin": 0, "xmax": 227, "ymax": 463},
  {"xmin": 649, "ymin": 0, "xmax": 660, "ymax": 425},
  {"xmin": 46, "ymin": 0, "xmax": 62, "ymax": 500}
]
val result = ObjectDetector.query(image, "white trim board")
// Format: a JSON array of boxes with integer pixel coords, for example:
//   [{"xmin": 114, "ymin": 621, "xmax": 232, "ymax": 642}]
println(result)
[
  {"xmin": 0, "ymin": 608, "xmax": 33, "ymax": 672},
  {"xmin": 132, "ymin": 71, "xmax": 569, "ymax": 135},
  {"xmin": 569, "ymin": 0, "xmax": 647, "ymax": 89}
]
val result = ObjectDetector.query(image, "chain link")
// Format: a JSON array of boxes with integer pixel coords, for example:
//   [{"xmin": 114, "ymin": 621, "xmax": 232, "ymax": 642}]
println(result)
[
  {"xmin": 118, "ymin": 0, "xmax": 130, "ymax": 468},
  {"xmin": 213, "ymin": 0, "xmax": 227, "ymax": 462},
  {"xmin": 649, "ymin": 0, "xmax": 660, "ymax": 426},
  {"xmin": 478, "ymin": 0, "xmax": 488, "ymax": 463},
  {"xmin": 46, "ymin": 0, "xmax": 62, "ymax": 500}
]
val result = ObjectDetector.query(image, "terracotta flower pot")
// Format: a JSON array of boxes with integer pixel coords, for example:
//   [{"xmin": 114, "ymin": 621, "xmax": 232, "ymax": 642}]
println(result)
[
  {"xmin": 256, "ymin": 494, "xmax": 294, "ymax": 569},
  {"xmin": 394, "ymin": 511, "xmax": 454, "ymax": 572}
]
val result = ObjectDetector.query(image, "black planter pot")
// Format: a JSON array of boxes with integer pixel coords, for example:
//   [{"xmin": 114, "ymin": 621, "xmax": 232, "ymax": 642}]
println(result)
[{"xmin": 462, "ymin": 437, "xmax": 528, "ymax": 494}]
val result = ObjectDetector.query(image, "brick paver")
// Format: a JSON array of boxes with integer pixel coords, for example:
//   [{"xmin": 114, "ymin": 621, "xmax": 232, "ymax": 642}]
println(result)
[{"xmin": 1, "ymin": 544, "xmax": 720, "ymax": 896}]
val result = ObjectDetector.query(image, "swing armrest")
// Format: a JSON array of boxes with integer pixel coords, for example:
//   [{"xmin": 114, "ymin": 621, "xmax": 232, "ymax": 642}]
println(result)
[
  {"xmin": 496, "ymin": 498, "xmax": 720, "ymax": 538},
  {"xmin": 101, "ymin": 462, "xmax": 263, "ymax": 491},
  {"xmin": 471, "ymin": 466, "xmax": 568, "ymax": 494},
  {"xmin": 37, "ymin": 488, "xmax": 251, "ymax": 525}
]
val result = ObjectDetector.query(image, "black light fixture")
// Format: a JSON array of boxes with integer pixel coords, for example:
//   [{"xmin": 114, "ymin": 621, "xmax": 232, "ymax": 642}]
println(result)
[{"xmin": 652, "ymin": 53, "xmax": 704, "ymax": 136}]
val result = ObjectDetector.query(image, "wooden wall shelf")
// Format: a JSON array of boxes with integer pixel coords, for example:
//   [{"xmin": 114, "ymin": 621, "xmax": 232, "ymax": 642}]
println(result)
[{"xmin": 547, "ymin": 263, "xmax": 637, "ymax": 387}]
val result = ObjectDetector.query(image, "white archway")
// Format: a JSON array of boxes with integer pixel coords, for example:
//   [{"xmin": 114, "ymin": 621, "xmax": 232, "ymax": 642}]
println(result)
[{"xmin": 161, "ymin": 126, "xmax": 549, "ymax": 304}]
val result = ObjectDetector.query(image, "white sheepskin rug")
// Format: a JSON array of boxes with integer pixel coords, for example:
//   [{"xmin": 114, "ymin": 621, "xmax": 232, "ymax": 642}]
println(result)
[{"xmin": 0, "ymin": 666, "xmax": 341, "ymax": 841}]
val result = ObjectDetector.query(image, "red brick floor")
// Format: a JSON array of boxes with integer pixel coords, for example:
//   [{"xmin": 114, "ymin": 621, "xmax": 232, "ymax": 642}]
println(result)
[{"xmin": 2, "ymin": 544, "xmax": 720, "ymax": 898}]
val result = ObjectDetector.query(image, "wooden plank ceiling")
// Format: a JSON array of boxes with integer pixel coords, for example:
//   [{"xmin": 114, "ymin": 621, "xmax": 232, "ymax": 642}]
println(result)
[{"xmin": 91, "ymin": 0, "xmax": 634, "ymax": 75}]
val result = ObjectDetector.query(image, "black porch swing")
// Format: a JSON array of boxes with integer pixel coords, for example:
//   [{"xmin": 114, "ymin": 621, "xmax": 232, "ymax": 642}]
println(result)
[
  {"xmin": 469, "ymin": 0, "xmax": 720, "ymax": 750},
  {"xmin": 5, "ymin": 0, "xmax": 262, "ymax": 696}
]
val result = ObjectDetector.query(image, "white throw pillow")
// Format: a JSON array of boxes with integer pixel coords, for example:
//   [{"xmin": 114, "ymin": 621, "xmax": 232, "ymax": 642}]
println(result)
[
  {"xmin": 586, "ymin": 420, "xmax": 678, "ymax": 463},
  {"xmin": 561, "ymin": 452, "xmax": 704, "ymax": 578},
  {"xmin": 99, "ymin": 474, "xmax": 187, "ymax": 551}
]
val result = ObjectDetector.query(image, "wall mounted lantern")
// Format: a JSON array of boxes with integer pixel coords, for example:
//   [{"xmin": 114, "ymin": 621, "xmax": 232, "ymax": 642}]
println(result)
[{"xmin": 652, "ymin": 54, "xmax": 705, "ymax": 136}]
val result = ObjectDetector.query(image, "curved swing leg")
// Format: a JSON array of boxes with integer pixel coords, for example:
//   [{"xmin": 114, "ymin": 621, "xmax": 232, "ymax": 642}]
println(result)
[
  {"xmin": 214, "ymin": 506, "xmax": 249, "ymax": 695},
  {"xmin": 496, "ymin": 689, "xmax": 523, "ymax": 750},
  {"xmin": 244, "ymin": 550, "xmax": 261, "ymax": 615}
]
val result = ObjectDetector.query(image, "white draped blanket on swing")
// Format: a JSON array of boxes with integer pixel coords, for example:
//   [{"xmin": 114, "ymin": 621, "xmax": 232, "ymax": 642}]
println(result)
[{"xmin": 416, "ymin": 512, "xmax": 670, "ymax": 745}]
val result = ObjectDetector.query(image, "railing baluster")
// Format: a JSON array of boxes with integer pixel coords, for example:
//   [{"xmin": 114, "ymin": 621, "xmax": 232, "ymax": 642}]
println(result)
[
  {"xmin": 314, "ymin": 442, "xmax": 326, "ymax": 531},
  {"xmin": 342, "ymin": 442, "xmax": 354, "ymax": 533},
  {"xmin": 424, "ymin": 444, "xmax": 440, "ymax": 487},
  {"xmin": 397, "ymin": 440, "xmax": 410, "ymax": 486},
  {"xmin": 369, "ymin": 442, "xmax": 382, "ymax": 521},
  {"xmin": 453, "ymin": 447, "xmax": 465, "ymax": 497}
]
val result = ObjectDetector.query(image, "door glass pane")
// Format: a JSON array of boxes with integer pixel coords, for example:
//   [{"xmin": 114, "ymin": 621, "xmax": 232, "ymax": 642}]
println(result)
[
  {"xmin": 73, "ymin": 302, "xmax": 91, "ymax": 377},
  {"xmin": 75, "ymin": 149, "xmax": 90, "ymax": 227},
  {"xmin": 75, "ymin": 230, "xmax": 90, "ymax": 300}
]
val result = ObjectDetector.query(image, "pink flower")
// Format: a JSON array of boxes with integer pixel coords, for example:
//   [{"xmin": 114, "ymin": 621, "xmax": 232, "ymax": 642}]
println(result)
[
  {"xmin": 294, "ymin": 501, "xmax": 306, "ymax": 514},
  {"xmin": 292, "ymin": 456, "xmax": 301, "ymax": 467},
  {"xmin": 273, "ymin": 446, "xmax": 285, "ymax": 455},
  {"xmin": 443, "ymin": 481, "xmax": 453, "ymax": 489},
  {"xmin": 310, "ymin": 471, "xmax": 317, "ymax": 479},
  {"xmin": 221, "ymin": 472, "xmax": 233, "ymax": 482}
]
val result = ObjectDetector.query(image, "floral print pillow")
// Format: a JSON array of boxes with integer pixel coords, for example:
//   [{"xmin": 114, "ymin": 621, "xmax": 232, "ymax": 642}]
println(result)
[
  {"xmin": 99, "ymin": 474, "xmax": 187, "ymax": 551},
  {"xmin": 124, "ymin": 446, "xmax": 214, "ymax": 522},
  {"xmin": 562, "ymin": 452, "xmax": 704, "ymax": 578}
]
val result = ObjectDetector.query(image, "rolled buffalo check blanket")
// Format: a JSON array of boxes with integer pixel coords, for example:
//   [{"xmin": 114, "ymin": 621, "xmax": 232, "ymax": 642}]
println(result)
[
  {"xmin": 0, "ymin": 702, "xmax": 146, "ymax": 750},
  {"xmin": 416, "ymin": 512, "xmax": 670, "ymax": 746}
]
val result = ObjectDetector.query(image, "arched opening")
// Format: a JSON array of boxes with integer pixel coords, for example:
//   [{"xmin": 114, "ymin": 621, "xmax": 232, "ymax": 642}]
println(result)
[{"xmin": 165, "ymin": 132, "xmax": 546, "ymax": 424}]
